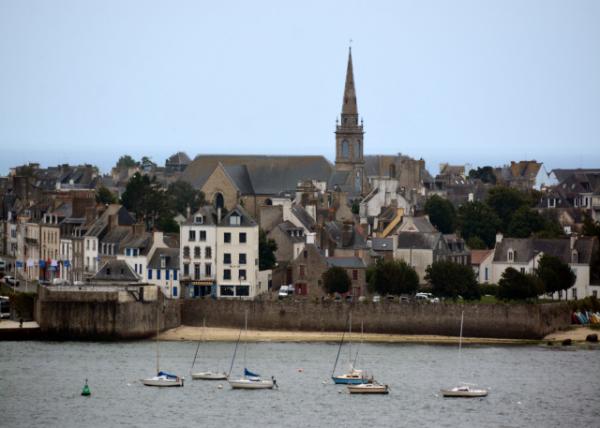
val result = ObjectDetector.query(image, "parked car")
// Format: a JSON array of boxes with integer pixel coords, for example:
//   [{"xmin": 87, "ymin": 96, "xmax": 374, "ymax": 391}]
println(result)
[
  {"xmin": 278, "ymin": 285, "xmax": 292, "ymax": 299},
  {"xmin": 415, "ymin": 292, "xmax": 439, "ymax": 303},
  {"xmin": 399, "ymin": 295, "xmax": 411, "ymax": 303},
  {"xmin": 3, "ymin": 276, "xmax": 18, "ymax": 287}
]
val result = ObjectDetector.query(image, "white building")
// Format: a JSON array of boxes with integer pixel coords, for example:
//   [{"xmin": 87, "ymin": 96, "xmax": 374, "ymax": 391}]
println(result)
[
  {"xmin": 216, "ymin": 206, "xmax": 259, "ymax": 299},
  {"xmin": 492, "ymin": 234, "xmax": 599, "ymax": 300},
  {"xmin": 179, "ymin": 206, "xmax": 218, "ymax": 298},
  {"xmin": 147, "ymin": 247, "xmax": 180, "ymax": 298}
]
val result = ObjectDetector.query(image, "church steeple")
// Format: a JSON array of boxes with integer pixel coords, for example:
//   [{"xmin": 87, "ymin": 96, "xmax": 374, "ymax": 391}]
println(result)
[
  {"xmin": 342, "ymin": 47, "xmax": 358, "ymax": 117},
  {"xmin": 335, "ymin": 46, "xmax": 365, "ymax": 195}
]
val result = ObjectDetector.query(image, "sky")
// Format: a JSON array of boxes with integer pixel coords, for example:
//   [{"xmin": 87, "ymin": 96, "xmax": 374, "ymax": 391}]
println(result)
[{"xmin": 0, "ymin": 0, "xmax": 599, "ymax": 176}]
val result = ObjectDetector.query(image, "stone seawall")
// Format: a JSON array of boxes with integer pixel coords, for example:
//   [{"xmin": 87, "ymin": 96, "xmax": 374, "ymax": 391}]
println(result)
[
  {"xmin": 36, "ymin": 286, "xmax": 180, "ymax": 340},
  {"xmin": 181, "ymin": 299, "xmax": 570, "ymax": 339}
]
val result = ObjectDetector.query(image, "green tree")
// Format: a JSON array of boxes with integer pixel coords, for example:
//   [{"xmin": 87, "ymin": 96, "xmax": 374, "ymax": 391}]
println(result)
[
  {"xmin": 498, "ymin": 267, "xmax": 544, "ymax": 300},
  {"xmin": 322, "ymin": 266, "xmax": 351, "ymax": 295},
  {"xmin": 95, "ymin": 185, "xmax": 117, "ymax": 205},
  {"xmin": 468, "ymin": 166, "xmax": 497, "ymax": 184},
  {"xmin": 466, "ymin": 236, "xmax": 487, "ymax": 250},
  {"xmin": 167, "ymin": 180, "xmax": 206, "ymax": 216},
  {"xmin": 425, "ymin": 260, "xmax": 480, "ymax": 300},
  {"xmin": 116, "ymin": 155, "xmax": 137, "ymax": 169},
  {"xmin": 258, "ymin": 229, "xmax": 277, "ymax": 270},
  {"xmin": 457, "ymin": 201, "xmax": 501, "ymax": 248},
  {"xmin": 507, "ymin": 206, "xmax": 546, "ymax": 238},
  {"xmin": 121, "ymin": 173, "xmax": 172, "ymax": 231},
  {"xmin": 535, "ymin": 254, "xmax": 576, "ymax": 300},
  {"xmin": 486, "ymin": 186, "xmax": 530, "ymax": 231},
  {"xmin": 368, "ymin": 260, "xmax": 419, "ymax": 296},
  {"xmin": 582, "ymin": 213, "xmax": 600, "ymax": 238},
  {"xmin": 424, "ymin": 195, "xmax": 457, "ymax": 233}
]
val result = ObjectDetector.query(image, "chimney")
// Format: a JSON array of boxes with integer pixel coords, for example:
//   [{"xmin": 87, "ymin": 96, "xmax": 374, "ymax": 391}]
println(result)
[
  {"xmin": 217, "ymin": 207, "xmax": 222, "ymax": 223},
  {"xmin": 133, "ymin": 223, "xmax": 145, "ymax": 236},
  {"xmin": 306, "ymin": 232, "xmax": 316, "ymax": 245},
  {"xmin": 186, "ymin": 205, "xmax": 191, "ymax": 219},
  {"xmin": 85, "ymin": 207, "xmax": 96, "ymax": 224},
  {"xmin": 496, "ymin": 233, "xmax": 503, "ymax": 244}
]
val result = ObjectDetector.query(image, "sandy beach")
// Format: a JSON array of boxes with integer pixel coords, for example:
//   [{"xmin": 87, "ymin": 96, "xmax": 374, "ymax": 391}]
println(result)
[{"xmin": 159, "ymin": 325, "xmax": 541, "ymax": 345}]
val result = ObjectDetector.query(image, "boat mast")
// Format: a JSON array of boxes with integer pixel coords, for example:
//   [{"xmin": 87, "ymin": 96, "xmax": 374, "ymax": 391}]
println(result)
[
  {"xmin": 331, "ymin": 313, "xmax": 350, "ymax": 377},
  {"xmin": 190, "ymin": 317, "xmax": 204, "ymax": 372},
  {"xmin": 243, "ymin": 309, "xmax": 248, "ymax": 370},
  {"xmin": 348, "ymin": 312, "xmax": 352, "ymax": 368},
  {"xmin": 457, "ymin": 310, "xmax": 464, "ymax": 385},
  {"xmin": 156, "ymin": 300, "xmax": 160, "ymax": 374},
  {"xmin": 353, "ymin": 320, "xmax": 363, "ymax": 368},
  {"xmin": 228, "ymin": 326, "xmax": 243, "ymax": 377}
]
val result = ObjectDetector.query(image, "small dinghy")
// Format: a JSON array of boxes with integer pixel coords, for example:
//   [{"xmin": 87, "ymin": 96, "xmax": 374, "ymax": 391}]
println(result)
[
  {"xmin": 191, "ymin": 371, "xmax": 228, "ymax": 381},
  {"xmin": 142, "ymin": 371, "xmax": 184, "ymax": 387},
  {"xmin": 441, "ymin": 385, "xmax": 488, "ymax": 398},
  {"xmin": 347, "ymin": 382, "xmax": 389, "ymax": 395}
]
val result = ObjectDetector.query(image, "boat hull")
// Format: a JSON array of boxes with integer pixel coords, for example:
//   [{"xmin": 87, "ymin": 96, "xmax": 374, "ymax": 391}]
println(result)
[
  {"xmin": 142, "ymin": 377, "xmax": 184, "ymax": 387},
  {"xmin": 347, "ymin": 384, "xmax": 389, "ymax": 394},
  {"xmin": 441, "ymin": 388, "xmax": 487, "ymax": 398},
  {"xmin": 228, "ymin": 379, "xmax": 274, "ymax": 390},
  {"xmin": 191, "ymin": 372, "xmax": 228, "ymax": 380},
  {"xmin": 332, "ymin": 376, "xmax": 369, "ymax": 385}
]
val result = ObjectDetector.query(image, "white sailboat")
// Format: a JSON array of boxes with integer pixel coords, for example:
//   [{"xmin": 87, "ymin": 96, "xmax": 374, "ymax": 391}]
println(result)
[
  {"xmin": 227, "ymin": 310, "xmax": 276, "ymax": 390},
  {"xmin": 440, "ymin": 311, "xmax": 487, "ymax": 398},
  {"xmin": 142, "ymin": 301, "xmax": 184, "ymax": 387},
  {"xmin": 191, "ymin": 319, "xmax": 228, "ymax": 380},
  {"xmin": 332, "ymin": 314, "xmax": 369, "ymax": 385}
]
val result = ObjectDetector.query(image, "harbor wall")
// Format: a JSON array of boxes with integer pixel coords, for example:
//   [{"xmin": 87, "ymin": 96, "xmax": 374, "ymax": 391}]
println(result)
[
  {"xmin": 181, "ymin": 299, "xmax": 570, "ymax": 339},
  {"xmin": 35, "ymin": 286, "xmax": 180, "ymax": 340}
]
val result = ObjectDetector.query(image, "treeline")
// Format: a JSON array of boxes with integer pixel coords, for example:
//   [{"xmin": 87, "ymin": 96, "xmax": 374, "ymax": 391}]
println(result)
[{"xmin": 425, "ymin": 186, "xmax": 563, "ymax": 248}]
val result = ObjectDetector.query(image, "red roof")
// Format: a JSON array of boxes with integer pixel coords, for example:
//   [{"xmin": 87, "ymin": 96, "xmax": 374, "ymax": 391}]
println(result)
[{"xmin": 470, "ymin": 249, "xmax": 493, "ymax": 265}]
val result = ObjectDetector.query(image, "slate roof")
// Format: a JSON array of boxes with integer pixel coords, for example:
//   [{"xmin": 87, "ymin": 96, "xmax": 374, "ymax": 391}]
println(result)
[
  {"xmin": 494, "ymin": 237, "xmax": 597, "ymax": 264},
  {"xmin": 552, "ymin": 169, "xmax": 600, "ymax": 184},
  {"xmin": 166, "ymin": 152, "xmax": 191, "ymax": 165},
  {"xmin": 120, "ymin": 232, "xmax": 153, "ymax": 255},
  {"xmin": 184, "ymin": 205, "xmax": 218, "ymax": 226},
  {"xmin": 327, "ymin": 170, "xmax": 352, "ymax": 192},
  {"xmin": 397, "ymin": 232, "xmax": 444, "ymax": 250},
  {"xmin": 181, "ymin": 155, "xmax": 333, "ymax": 195},
  {"xmin": 372, "ymin": 237, "xmax": 394, "ymax": 251},
  {"xmin": 223, "ymin": 164, "xmax": 254, "ymax": 195},
  {"xmin": 326, "ymin": 257, "xmax": 366, "ymax": 269},
  {"xmin": 219, "ymin": 205, "xmax": 257, "ymax": 227},
  {"xmin": 324, "ymin": 221, "xmax": 368, "ymax": 249},
  {"xmin": 148, "ymin": 248, "xmax": 180, "ymax": 270},
  {"xmin": 93, "ymin": 259, "xmax": 140, "ymax": 282},
  {"xmin": 275, "ymin": 221, "xmax": 305, "ymax": 243},
  {"xmin": 85, "ymin": 205, "xmax": 135, "ymax": 238},
  {"xmin": 291, "ymin": 204, "xmax": 316, "ymax": 230},
  {"xmin": 101, "ymin": 226, "xmax": 132, "ymax": 244}
]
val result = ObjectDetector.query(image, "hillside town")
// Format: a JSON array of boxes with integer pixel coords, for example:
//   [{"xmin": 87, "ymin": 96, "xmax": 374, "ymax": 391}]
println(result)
[{"xmin": 1, "ymin": 50, "xmax": 599, "ymax": 303}]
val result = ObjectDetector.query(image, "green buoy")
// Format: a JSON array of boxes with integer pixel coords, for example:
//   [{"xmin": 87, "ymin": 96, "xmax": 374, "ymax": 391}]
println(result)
[{"xmin": 81, "ymin": 379, "xmax": 91, "ymax": 397}]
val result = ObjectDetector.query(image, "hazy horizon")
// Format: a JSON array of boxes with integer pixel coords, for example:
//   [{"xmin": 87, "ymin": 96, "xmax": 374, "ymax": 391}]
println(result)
[{"xmin": 1, "ymin": 0, "xmax": 599, "ymax": 176}]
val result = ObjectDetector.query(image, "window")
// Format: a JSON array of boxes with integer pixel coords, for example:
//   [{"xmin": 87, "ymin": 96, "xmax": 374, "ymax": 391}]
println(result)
[
  {"xmin": 342, "ymin": 140, "xmax": 349, "ymax": 158},
  {"xmin": 303, "ymin": 250, "xmax": 308, "ymax": 259},
  {"xmin": 205, "ymin": 263, "xmax": 212, "ymax": 277},
  {"xmin": 205, "ymin": 247, "xmax": 212, "ymax": 259},
  {"xmin": 86, "ymin": 240, "xmax": 90, "ymax": 250},
  {"xmin": 508, "ymin": 249, "xmax": 514, "ymax": 262},
  {"xmin": 173, "ymin": 270, "xmax": 178, "ymax": 280},
  {"xmin": 189, "ymin": 230, "xmax": 196, "ymax": 241},
  {"xmin": 183, "ymin": 263, "xmax": 189, "ymax": 277},
  {"xmin": 173, "ymin": 286, "xmax": 178, "ymax": 297},
  {"xmin": 239, "ymin": 253, "xmax": 247, "ymax": 265},
  {"xmin": 235, "ymin": 286, "xmax": 249, "ymax": 297},
  {"xmin": 166, "ymin": 270, "xmax": 170, "ymax": 280},
  {"xmin": 224, "ymin": 253, "xmax": 231, "ymax": 264},
  {"xmin": 300, "ymin": 265, "xmax": 305, "ymax": 279},
  {"xmin": 572, "ymin": 288, "xmax": 577, "ymax": 299},
  {"xmin": 194, "ymin": 246, "xmax": 201, "ymax": 258},
  {"xmin": 195, "ymin": 216, "xmax": 203, "ymax": 224},
  {"xmin": 352, "ymin": 270, "xmax": 358, "ymax": 280},
  {"xmin": 183, "ymin": 246, "xmax": 190, "ymax": 258},
  {"xmin": 200, "ymin": 231, "xmax": 206, "ymax": 241},
  {"xmin": 220, "ymin": 285, "xmax": 234, "ymax": 296},
  {"xmin": 520, "ymin": 267, "xmax": 525, "ymax": 274},
  {"xmin": 484, "ymin": 267, "xmax": 489, "ymax": 281},
  {"xmin": 92, "ymin": 240, "xmax": 96, "ymax": 251},
  {"xmin": 239, "ymin": 269, "xmax": 246, "ymax": 280},
  {"xmin": 148, "ymin": 269, "xmax": 153, "ymax": 279},
  {"xmin": 157, "ymin": 270, "xmax": 161, "ymax": 280},
  {"xmin": 194, "ymin": 263, "xmax": 200, "ymax": 280},
  {"xmin": 239, "ymin": 233, "xmax": 247, "ymax": 243},
  {"xmin": 593, "ymin": 291, "xmax": 598, "ymax": 298},
  {"xmin": 229, "ymin": 214, "xmax": 241, "ymax": 226},
  {"xmin": 224, "ymin": 233, "xmax": 231, "ymax": 243},
  {"xmin": 224, "ymin": 269, "xmax": 231, "ymax": 280}
]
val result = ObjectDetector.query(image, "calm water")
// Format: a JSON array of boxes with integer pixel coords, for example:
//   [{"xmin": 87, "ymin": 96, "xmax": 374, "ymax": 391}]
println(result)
[{"xmin": 0, "ymin": 341, "xmax": 599, "ymax": 427}]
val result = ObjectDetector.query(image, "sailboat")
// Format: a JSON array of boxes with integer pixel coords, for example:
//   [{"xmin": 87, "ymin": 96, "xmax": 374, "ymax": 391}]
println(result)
[
  {"xmin": 440, "ymin": 311, "xmax": 487, "ymax": 398},
  {"xmin": 191, "ymin": 319, "xmax": 228, "ymax": 380},
  {"xmin": 332, "ymin": 314, "xmax": 369, "ymax": 385},
  {"xmin": 345, "ymin": 321, "xmax": 390, "ymax": 394},
  {"xmin": 142, "ymin": 300, "xmax": 184, "ymax": 387},
  {"xmin": 227, "ymin": 310, "xmax": 275, "ymax": 390}
]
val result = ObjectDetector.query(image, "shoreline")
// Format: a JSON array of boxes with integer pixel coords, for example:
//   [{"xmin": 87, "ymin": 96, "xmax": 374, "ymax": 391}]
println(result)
[{"xmin": 158, "ymin": 325, "xmax": 542, "ymax": 345}]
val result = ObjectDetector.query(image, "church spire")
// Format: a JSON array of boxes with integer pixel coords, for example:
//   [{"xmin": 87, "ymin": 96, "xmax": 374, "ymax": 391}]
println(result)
[{"xmin": 342, "ymin": 47, "xmax": 358, "ymax": 117}]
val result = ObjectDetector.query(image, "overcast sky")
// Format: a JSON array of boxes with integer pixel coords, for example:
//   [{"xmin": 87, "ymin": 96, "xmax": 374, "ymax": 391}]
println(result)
[{"xmin": 1, "ymin": 0, "xmax": 598, "ymax": 176}]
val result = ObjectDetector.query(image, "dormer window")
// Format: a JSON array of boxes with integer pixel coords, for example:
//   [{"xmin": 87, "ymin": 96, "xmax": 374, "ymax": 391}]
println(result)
[
  {"xmin": 195, "ymin": 215, "xmax": 203, "ymax": 224},
  {"xmin": 160, "ymin": 256, "xmax": 166, "ymax": 269},
  {"xmin": 229, "ymin": 214, "xmax": 241, "ymax": 226}
]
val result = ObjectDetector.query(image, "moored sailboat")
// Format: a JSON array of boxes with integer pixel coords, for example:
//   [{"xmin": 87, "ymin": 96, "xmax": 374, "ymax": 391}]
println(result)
[
  {"xmin": 440, "ymin": 311, "xmax": 487, "ymax": 398},
  {"xmin": 191, "ymin": 319, "xmax": 228, "ymax": 380},
  {"xmin": 332, "ymin": 314, "xmax": 369, "ymax": 385}
]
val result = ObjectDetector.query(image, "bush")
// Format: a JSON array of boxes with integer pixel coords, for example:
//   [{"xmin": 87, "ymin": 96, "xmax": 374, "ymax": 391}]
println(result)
[
  {"xmin": 322, "ymin": 266, "xmax": 351, "ymax": 295},
  {"xmin": 498, "ymin": 268, "xmax": 544, "ymax": 301},
  {"xmin": 568, "ymin": 296, "xmax": 600, "ymax": 312},
  {"xmin": 479, "ymin": 284, "xmax": 499, "ymax": 296},
  {"xmin": 425, "ymin": 260, "xmax": 480, "ymax": 300},
  {"xmin": 368, "ymin": 260, "xmax": 419, "ymax": 296}
]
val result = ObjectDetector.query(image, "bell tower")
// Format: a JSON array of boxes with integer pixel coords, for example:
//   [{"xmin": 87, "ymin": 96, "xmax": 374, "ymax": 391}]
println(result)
[{"xmin": 335, "ymin": 47, "xmax": 365, "ymax": 194}]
